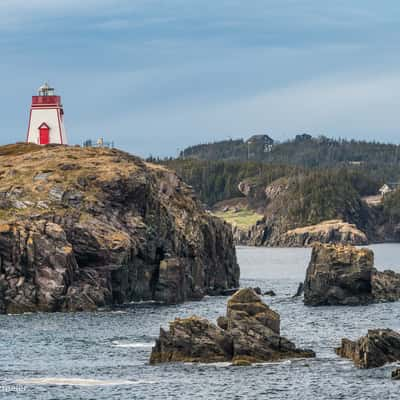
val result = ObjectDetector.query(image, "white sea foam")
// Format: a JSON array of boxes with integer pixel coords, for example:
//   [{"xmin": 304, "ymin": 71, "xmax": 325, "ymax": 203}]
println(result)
[
  {"xmin": 112, "ymin": 340, "xmax": 154, "ymax": 348},
  {"xmin": 194, "ymin": 362, "xmax": 231, "ymax": 367},
  {"xmin": 14, "ymin": 378, "xmax": 154, "ymax": 386}
]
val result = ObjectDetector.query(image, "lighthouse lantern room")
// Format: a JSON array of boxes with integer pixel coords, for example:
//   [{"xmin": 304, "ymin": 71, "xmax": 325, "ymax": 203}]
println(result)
[{"xmin": 26, "ymin": 83, "xmax": 68, "ymax": 145}]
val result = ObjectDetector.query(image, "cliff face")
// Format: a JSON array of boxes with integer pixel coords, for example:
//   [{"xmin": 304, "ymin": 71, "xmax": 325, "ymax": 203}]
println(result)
[
  {"xmin": 0, "ymin": 144, "xmax": 239, "ymax": 313},
  {"xmin": 227, "ymin": 176, "xmax": 378, "ymax": 247},
  {"xmin": 274, "ymin": 220, "xmax": 368, "ymax": 247}
]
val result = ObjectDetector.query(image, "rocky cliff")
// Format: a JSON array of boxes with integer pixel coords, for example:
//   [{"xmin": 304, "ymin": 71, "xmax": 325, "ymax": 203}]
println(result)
[
  {"xmin": 232, "ymin": 219, "xmax": 369, "ymax": 247},
  {"xmin": 150, "ymin": 288, "xmax": 315, "ymax": 364},
  {"xmin": 218, "ymin": 174, "xmax": 375, "ymax": 247},
  {"xmin": 274, "ymin": 220, "xmax": 368, "ymax": 247},
  {"xmin": 0, "ymin": 144, "xmax": 239, "ymax": 313}
]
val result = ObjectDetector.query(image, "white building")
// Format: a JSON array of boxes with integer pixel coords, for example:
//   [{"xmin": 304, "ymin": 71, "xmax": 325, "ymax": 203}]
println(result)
[
  {"xmin": 26, "ymin": 83, "xmax": 68, "ymax": 145},
  {"xmin": 379, "ymin": 183, "xmax": 400, "ymax": 196}
]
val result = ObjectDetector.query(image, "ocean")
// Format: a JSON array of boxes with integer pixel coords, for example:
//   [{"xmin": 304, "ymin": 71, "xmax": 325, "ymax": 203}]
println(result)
[{"xmin": 1, "ymin": 244, "xmax": 400, "ymax": 399}]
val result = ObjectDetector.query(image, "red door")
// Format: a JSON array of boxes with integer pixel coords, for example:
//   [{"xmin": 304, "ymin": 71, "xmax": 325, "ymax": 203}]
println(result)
[{"xmin": 39, "ymin": 124, "xmax": 50, "ymax": 145}]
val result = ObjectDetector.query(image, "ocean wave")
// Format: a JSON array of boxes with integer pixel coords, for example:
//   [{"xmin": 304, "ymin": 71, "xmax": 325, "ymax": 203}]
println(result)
[
  {"xmin": 14, "ymin": 378, "xmax": 155, "ymax": 386},
  {"xmin": 112, "ymin": 340, "xmax": 154, "ymax": 348}
]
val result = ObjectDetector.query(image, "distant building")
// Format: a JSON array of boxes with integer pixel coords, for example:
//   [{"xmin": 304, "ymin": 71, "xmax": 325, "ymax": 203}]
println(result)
[
  {"xmin": 348, "ymin": 161, "xmax": 363, "ymax": 166},
  {"xmin": 295, "ymin": 133, "xmax": 312, "ymax": 142},
  {"xmin": 246, "ymin": 134, "xmax": 274, "ymax": 153},
  {"xmin": 379, "ymin": 183, "xmax": 400, "ymax": 196},
  {"xmin": 83, "ymin": 137, "xmax": 114, "ymax": 149},
  {"xmin": 26, "ymin": 82, "xmax": 68, "ymax": 145}
]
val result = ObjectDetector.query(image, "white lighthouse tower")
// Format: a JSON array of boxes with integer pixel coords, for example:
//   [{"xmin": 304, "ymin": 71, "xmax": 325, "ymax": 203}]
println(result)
[{"xmin": 26, "ymin": 83, "xmax": 68, "ymax": 145}]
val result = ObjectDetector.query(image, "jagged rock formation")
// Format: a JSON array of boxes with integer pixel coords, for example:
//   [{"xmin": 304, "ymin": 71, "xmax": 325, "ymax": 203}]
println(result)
[
  {"xmin": 275, "ymin": 220, "xmax": 368, "ymax": 247},
  {"xmin": 150, "ymin": 288, "xmax": 315, "ymax": 364},
  {"xmin": 336, "ymin": 329, "xmax": 400, "ymax": 368},
  {"xmin": 0, "ymin": 144, "xmax": 239, "ymax": 313},
  {"xmin": 371, "ymin": 270, "xmax": 400, "ymax": 302},
  {"xmin": 304, "ymin": 243, "xmax": 400, "ymax": 306}
]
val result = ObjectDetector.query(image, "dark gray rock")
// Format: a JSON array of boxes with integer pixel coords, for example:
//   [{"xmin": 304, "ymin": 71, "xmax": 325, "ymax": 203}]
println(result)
[
  {"xmin": 372, "ymin": 270, "xmax": 400, "ymax": 302},
  {"xmin": 293, "ymin": 282, "xmax": 304, "ymax": 297},
  {"xmin": 336, "ymin": 329, "xmax": 400, "ymax": 369},
  {"xmin": 150, "ymin": 288, "xmax": 315, "ymax": 364},
  {"xmin": 0, "ymin": 144, "xmax": 239, "ymax": 313},
  {"xmin": 392, "ymin": 368, "xmax": 400, "ymax": 380}
]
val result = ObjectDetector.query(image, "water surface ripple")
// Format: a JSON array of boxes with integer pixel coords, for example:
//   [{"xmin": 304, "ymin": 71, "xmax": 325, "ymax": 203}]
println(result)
[{"xmin": 2, "ymin": 244, "xmax": 400, "ymax": 399}]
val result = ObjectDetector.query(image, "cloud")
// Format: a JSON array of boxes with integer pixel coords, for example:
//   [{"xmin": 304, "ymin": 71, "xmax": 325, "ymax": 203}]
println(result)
[
  {"xmin": 92, "ymin": 70, "xmax": 400, "ymax": 157},
  {"xmin": 0, "ymin": 0, "xmax": 133, "ymax": 30},
  {"xmin": 1, "ymin": 0, "xmax": 400, "ymax": 157}
]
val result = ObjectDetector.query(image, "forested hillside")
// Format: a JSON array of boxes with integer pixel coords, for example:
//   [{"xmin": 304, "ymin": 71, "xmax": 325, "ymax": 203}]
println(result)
[
  {"xmin": 180, "ymin": 135, "xmax": 400, "ymax": 169},
  {"xmin": 157, "ymin": 135, "xmax": 400, "ymax": 244},
  {"xmin": 163, "ymin": 158, "xmax": 382, "ymax": 207},
  {"xmin": 162, "ymin": 159, "xmax": 299, "ymax": 205}
]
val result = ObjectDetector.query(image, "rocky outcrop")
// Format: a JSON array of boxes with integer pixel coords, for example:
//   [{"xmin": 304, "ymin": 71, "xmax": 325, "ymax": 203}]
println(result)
[
  {"xmin": 0, "ymin": 144, "xmax": 239, "ymax": 313},
  {"xmin": 293, "ymin": 282, "xmax": 304, "ymax": 298},
  {"xmin": 150, "ymin": 288, "xmax": 315, "ymax": 364},
  {"xmin": 304, "ymin": 243, "xmax": 374, "ymax": 306},
  {"xmin": 149, "ymin": 316, "xmax": 233, "ymax": 363},
  {"xmin": 335, "ymin": 329, "xmax": 400, "ymax": 368},
  {"xmin": 226, "ymin": 172, "xmax": 378, "ymax": 247},
  {"xmin": 371, "ymin": 270, "xmax": 400, "ymax": 302},
  {"xmin": 304, "ymin": 243, "xmax": 400, "ymax": 306},
  {"xmin": 232, "ymin": 219, "xmax": 369, "ymax": 247},
  {"xmin": 392, "ymin": 368, "xmax": 400, "ymax": 380},
  {"xmin": 275, "ymin": 220, "xmax": 368, "ymax": 247}
]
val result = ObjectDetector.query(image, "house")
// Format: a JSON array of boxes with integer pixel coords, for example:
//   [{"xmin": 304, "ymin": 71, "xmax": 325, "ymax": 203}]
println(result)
[
  {"xmin": 379, "ymin": 183, "xmax": 400, "ymax": 196},
  {"xmin": 246, "ymin": 134, "xmax": 274, "ymax": 153},
  {"xmin": 295, "ymin": 133, "xmax": 312, "ymax": 142},
  {"xmin": 348, "ymin": 161, "xmax": 363, "ymax": 166}
]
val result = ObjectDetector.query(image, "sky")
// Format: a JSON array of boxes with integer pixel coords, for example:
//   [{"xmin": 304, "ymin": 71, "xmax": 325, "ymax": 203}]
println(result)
[{"xmin": 1, "ymin": 0, "xmax": 400, "ymax": 157}]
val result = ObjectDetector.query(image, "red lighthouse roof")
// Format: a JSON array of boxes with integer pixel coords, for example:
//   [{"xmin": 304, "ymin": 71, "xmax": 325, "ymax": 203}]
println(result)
[{"xmin": 31, "ymin": 82, "xmax": 61, "ymax": 107}]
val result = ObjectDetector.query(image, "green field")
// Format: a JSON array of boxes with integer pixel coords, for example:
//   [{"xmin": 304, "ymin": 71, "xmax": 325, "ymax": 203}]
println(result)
[{"xmin": 213, "ymin": 208, "xmax": 263, "ymax": 230}]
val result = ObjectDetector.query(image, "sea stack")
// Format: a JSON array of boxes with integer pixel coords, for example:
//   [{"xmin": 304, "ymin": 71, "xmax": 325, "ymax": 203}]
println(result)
[
  {"xmin": 150, "ymin": 288, "xmax": 315, "ymax": 364},
  {"xmin": 304, "ymin": 243, "xmax": 374, "ymax": 306},
  {"xmin": 304, "ymin": 243, "xmax": 400, "ymax": 306}
]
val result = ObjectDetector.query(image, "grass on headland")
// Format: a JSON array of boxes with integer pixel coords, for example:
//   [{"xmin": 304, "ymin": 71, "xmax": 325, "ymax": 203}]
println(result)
[{"xmin": 213, "ymin": 208, "xmax": 263, "ymax": 230}]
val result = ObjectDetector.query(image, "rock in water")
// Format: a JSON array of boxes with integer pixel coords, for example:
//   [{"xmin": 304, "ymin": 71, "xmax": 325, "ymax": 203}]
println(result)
[
  {"xmin": 150, "ymin": 288, "xmax": 315, "ymax": 364},
  {"xmin": 0, "ymin": 144, "xmax": 239, "ymax": 313},
  {"xmin": 336, "ymin": 329, "xmax": 400, "ymax": 368},
  {"xmin": 392, "ymin": 368, "xmax": 400, "ymax": 380},
  {"xmin": 304, "ymin": 243, "xmax": 400, "ymax": 306},
  {"xmin": 149, "ymin": 317, "xmax": 233, "ymax": 363},
  {"xmin": 371, "ymin": 270, "xmax": 400, "ymax": 302},
  {"xmin": 293, "ymin": 282, "xmax": 304, "ymax": 298},
  {"xmin": 304, "ymin": 243, "xmax": 374, "ymax": 306}
]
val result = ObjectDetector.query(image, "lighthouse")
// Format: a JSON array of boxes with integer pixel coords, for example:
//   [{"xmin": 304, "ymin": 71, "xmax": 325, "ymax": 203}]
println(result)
[{"xmin": 26, "ymin": 83, "xmax": 68, "ymax": 145}]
